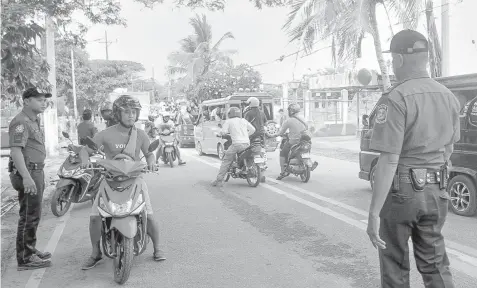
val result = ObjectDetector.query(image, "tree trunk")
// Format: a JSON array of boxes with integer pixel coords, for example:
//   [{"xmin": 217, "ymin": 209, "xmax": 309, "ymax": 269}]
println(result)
[
  {"xmin": 369, "ymin": 2, "xmax": 391, "ymax": 90},
  {"xmin": 426, "ymin": 0, "xmax": 442, "ymax": 78}
]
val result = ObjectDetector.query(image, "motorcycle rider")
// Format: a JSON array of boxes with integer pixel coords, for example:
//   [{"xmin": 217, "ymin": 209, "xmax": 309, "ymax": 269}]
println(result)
[
  {"xmin": 211, "ymin": 107, "xmax": 256, "ymax": 191},
  {"xmin": 81, "ymin": 95, "xmax": 165, "ymax": 270},
  {"xmin": 77, "ymin": 109, "xmax": 98, "ymax": 145},
  {"xmin": 155, "ymin": 112, "xmax": 186, "ymax": 165},
  {"xmin": 100, "ymin": 101, "xmax": 117, "ymax": 128},
  {"xmin": 276, "ymin": 103, "xmax": 317, "ymax": 180},
  {"xmin": 145, "ymin": 115, "xmax": 157, "ymax": 139},
  {"xmin": 243, "ymin": 97, "xmax": 268, "ymax": 182}
]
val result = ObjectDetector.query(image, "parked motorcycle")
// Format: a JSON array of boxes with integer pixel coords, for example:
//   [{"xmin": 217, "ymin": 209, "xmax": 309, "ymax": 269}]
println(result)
[
  {"xmin": 51, "ymin": 132, "xmax": 104, "ymax": 217},
  {"xmin": 83, "ymin": 137, "xmax": 160, "ymax": 285},
  {"xmin": 159, "ymin": 129, "xmax": 177, "ymax": 168},
  {"xmin": 216, "ymin": 134, "xmax": 265, "ymax": 187},
  {"xmin": 280, "ymin": 133, "xmax": 318, "ymax": 183}
]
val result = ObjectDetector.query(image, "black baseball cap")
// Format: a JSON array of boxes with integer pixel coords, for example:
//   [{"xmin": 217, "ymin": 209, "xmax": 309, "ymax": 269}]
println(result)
[
  {"xmin": 22, "ymin": 87, "xmax": 52, "ymax": 100},
  {"xmin": 383, "ymin": 29, "xmax": 429, "ymax": 54}
]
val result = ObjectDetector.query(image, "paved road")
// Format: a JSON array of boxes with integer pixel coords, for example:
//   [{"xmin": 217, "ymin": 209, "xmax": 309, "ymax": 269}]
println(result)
[{"xmin": 2, "ymin": 148, "xmax": 477, "ymax": 288}]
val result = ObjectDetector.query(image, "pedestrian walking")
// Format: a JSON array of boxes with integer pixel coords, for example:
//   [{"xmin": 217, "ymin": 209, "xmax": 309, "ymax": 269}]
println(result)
[
  {"xmin": 366, "ymin": 30, "xmax": 460, "ymax": 288},
  {"xmin": 8, "ymin": 87, "xmax": 53, "ymax": 271}
]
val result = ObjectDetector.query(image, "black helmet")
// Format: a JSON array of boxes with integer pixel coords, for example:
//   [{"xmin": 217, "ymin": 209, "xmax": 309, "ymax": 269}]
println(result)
[{"xmin": 112, "ymin": 95, "xmax": 142, "ymax": 123}]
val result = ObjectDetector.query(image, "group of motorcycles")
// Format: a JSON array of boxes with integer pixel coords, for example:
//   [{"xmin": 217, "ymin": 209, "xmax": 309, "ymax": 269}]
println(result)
[
  {"xmin": 52, "ymin": 132, "xmax": 160, "ymax": 284},
  {"xmin": 50, "ymin": 120, "xmax": 317, "ymax": 285},
  {"xmin": 215, "ymin": 121, "xmax": 317, "ymax": 188}
]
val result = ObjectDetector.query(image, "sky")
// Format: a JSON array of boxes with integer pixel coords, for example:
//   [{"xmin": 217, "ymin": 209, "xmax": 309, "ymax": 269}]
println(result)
[{"xmin": 82, "ymin": 0, "xmax": 477, "ymax": 85}]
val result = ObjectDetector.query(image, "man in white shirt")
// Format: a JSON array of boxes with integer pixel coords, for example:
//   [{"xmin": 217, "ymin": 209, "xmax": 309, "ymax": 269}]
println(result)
[{"xmin": 212, "ymin": 107, "xmax": 255, "ymax": 190}]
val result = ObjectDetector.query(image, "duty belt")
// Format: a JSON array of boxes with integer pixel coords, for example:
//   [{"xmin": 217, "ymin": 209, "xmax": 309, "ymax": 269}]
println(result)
[
  {"xmin": 399, "ymin": 171, "xmax": 441, "ymax": 184},
  {"xmin": 27, "ymin": 162, "xmax": 45, "ymax": 170}
]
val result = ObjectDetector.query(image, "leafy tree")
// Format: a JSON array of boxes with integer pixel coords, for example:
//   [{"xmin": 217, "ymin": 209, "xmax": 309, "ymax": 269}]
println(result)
[
  {"xmin": 186, "ymin": 64, "xmax": 262, "ymax": 102},
  {"xmin": 167, "ymin": 14, "xmax": 236, "ymax": 85},
  {"xmin": 283, "ymin": 0, "xmax": 425, "ymax": 89}
]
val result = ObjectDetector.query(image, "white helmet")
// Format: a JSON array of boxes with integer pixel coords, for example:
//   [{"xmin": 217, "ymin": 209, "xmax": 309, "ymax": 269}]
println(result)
[{"xmin": 246, "ymin": 97, "xmax": 259, "ymax": 108}]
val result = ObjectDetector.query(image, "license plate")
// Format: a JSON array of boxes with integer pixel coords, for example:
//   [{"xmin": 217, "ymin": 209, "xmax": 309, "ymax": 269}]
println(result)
[
  {"xmin": 301, "ymin": 153, "xmax": 311, "ymax": 158},
  {"xmin": 254, "ymin": 158, "xmax": 265, "ymax": 163}
]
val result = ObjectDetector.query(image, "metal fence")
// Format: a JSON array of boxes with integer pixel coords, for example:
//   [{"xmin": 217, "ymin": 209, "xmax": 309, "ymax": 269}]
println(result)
[{"xmin": 281, "ymin": 89, "xmax": 381, "ymax": 136}]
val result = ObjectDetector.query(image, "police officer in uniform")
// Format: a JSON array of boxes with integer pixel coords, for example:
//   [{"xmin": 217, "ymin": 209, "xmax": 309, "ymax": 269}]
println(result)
[
  {"xmin": 366, "ymin": 30, "xmax": 460, "ymax": 288},
  {"xmin": 8, "ymin": 88, "xmax": 53, "ymax": 270}
]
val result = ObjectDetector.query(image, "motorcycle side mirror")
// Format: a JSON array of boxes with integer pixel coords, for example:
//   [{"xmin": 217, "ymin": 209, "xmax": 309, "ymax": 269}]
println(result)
[
  {"xmin": 62, "ymin": 131, "xmax": 70, "ymax": 139},
  {"xmin": 83, "ymin": 137, "xmax": 98, "ymax": 150},
  {"xmin": 149, "ymin": 139, "xmax": 160, "ymax": 152}
]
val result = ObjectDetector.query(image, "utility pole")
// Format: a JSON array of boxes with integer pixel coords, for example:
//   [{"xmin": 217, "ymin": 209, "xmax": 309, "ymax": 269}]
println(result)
[
  {"xmin": 44, "ymin": 16, "xmax": 59, "ymax": 156},
  {"xmin": 71, "ymin": 49, "xmax": 78, "ymax": 120},
  {"xmin": 152, "ymin": 66, "xmax": 156, "ymax": 104},
  {"xmin": 441, "ymin": 0, "xmax": 450, "ymax": 76},
  {"xmin": 98, "ymin": 30, "xmax": 115, "ymax": 60}
]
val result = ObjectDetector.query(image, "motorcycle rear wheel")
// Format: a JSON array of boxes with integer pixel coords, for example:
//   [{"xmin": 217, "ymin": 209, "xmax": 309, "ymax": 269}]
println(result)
[
  {"xmin": 51, "ymin": 185, "xmax": 73, "ymax": 217},
  {"xmin": 300, "ymin": 166, "xmax": 311, "ymax": 183},
  {"xmin": 246, "ymin": 163, "xmax": 261, "ymax": 187},
  {"xmin": 113, "ymin": 235, "xmax": 134, "ymax": 285}
]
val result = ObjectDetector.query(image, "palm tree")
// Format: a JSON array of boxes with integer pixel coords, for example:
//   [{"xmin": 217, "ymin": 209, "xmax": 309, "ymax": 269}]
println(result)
[
  {"xmin": 284, "ymin": 0, "xmax": 425, "ymax": 89},
  {"xmin": 167, "ymin": 14, "xmax": 237, "ymax": 85}
]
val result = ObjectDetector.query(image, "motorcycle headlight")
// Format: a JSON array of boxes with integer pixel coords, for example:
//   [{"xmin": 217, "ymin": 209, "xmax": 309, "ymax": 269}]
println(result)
[
  {"xmin": 108, "ymin": 199, "xmax": 133, "ymax": 216},
  {"xmin": 60, "ymin": 167, "xmax": 76, "ymax": 177}
]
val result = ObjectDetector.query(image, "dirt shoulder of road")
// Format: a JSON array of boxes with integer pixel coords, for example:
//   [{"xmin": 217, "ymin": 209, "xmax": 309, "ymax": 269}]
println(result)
[{"xmin": 1, "ymin": 149, "xmax": 68, "ymax": 276}]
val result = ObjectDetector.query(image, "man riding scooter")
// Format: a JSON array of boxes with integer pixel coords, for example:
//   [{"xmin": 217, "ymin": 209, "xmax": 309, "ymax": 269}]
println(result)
[
  {"xmin": 81, "ymin": 95, "xmax": 165, "ymax": 270},
  {"xmin": 243, "ymin": 97, "xmax": 268, "ymax": 182},
  {"xmin": 211, "ymin": 107, "xmax": 256, "ymax": 191},
  {"xmin": 155, "ymin": 112, "xmax": 186, "ymax": 165},
  {"xmin": 277, "ymin": 103, "xmax": 318, "ymax": 180}
]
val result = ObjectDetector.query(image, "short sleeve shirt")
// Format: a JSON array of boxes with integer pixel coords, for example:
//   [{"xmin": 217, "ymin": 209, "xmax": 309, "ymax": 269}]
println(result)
[
  {"xmin": 93, "ymin": 125, "xmax": 149, "ymax": 161},
  {"xmin": 278, "ymin": 116, "xmax": 307, "ymax": 144},
  {"xmin": 77, "ymin": 121, "xmax": 97, "ymax": 144},
  {"xmin": 370, "ymin": 73, "xmax": 461, "ymax": 169},
  {"xmin": 8, "ymin": 109, "xmax": 46, "ymax": 163}
]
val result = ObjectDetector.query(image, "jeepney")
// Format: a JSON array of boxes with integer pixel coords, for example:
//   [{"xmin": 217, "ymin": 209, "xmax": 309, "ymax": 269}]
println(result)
[
  {"xmin": 359, "ymin": 73, "xmax": 477, "ymax": 217},
  {"xmin": 194, "ymin": 92, "xmax": 279, "ymax": 159}
]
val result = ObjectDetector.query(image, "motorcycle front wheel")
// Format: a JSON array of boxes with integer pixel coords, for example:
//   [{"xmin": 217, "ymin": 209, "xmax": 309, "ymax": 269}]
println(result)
[
  {"xmin": 168, "ymin": 153, "xmax": 174, "ymax": 168},
  {"xmin": 300, "ymin": 166, "xmax": 311, "ymax": 183},
  {"xmin": 246, "ymin": 163, "xmax": 261, "ymax": 187},
  {"xmin": 51, "ymin": 185, "xmax": 73, "ymax": 217},
  {"xmin": 113, "ymin": 235, "xmax": 134, "ymax": 285}
]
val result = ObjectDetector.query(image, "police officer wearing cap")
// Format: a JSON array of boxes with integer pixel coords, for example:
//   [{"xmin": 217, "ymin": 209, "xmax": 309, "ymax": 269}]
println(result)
[
  {"xmin": 8, "ymin": 87, "xmax": 54, "ymax": 270},
  {"xmin": 366, "ymin": 29, "xmax": 460, "ymax": 288}
]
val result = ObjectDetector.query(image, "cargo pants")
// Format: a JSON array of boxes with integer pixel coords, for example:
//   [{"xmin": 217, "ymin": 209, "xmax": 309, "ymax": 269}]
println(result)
[
  {"xmin": 379, "ymin": 182, "xmax": 455, "ymax": 288},
  {"xmin": 10, "ymin": 169, "xmax": 45, "ymax": 265}
]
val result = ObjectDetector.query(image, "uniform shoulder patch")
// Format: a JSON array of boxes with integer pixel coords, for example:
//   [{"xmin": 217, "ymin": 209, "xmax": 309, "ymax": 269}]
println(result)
[
  {"xmin": 14, "ymin": 124, "xmax": 25, "ymax": 133},
  {"xmin": 375, "ymin": 104, "xmax": 388, "ymax": 124}
]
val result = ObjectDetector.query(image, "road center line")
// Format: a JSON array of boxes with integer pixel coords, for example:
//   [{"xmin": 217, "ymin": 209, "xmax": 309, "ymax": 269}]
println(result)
[
  {"xmin": 185, "ymin": 151, "xmax": 477, "ymax": 276},
  {"xmin": 25, "ymin": 204, "xmax": 75, "ymax": 288}
]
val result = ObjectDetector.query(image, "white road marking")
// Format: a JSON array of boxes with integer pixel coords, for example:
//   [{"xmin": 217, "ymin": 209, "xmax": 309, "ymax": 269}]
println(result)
[
  {"xmin": 25, "ymin": 204, "xmax": 75, "ymax": 288},
  {"xmin": 185, "ymin": 151, "xmax": 477, "ymax": 277},
  {"xmin": 188, "ymin": 150, "xmax": 477, "ymax": 259}
]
